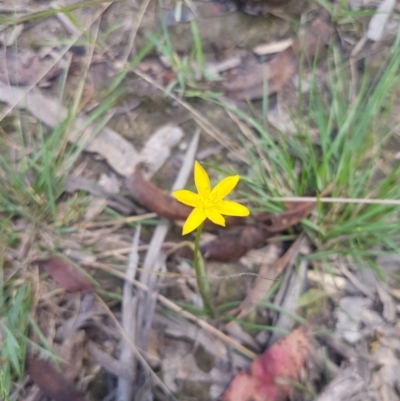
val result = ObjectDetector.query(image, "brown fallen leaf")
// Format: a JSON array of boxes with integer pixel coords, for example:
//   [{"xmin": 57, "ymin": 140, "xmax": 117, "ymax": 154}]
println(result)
[
  {"xmin": 223, "ymin": 325, "xmax": 311, "ymax": 401},
  {"xmin": 34, "ymin": 257, "xmax": 93, "ymax": 293},
  {"xmin": 127, "ymin": 167, "xmax": 191, "ymax": 221},
  {"xmin": 223, "ymin": 11, "xmax": 332, "ymax": 100},
  {"xmin": 25, "ymin": 356, "xmax": 85, "ymax": 401},
  {"xmin": 258, "ymin": 201, "xmax": 315, "ymax": 233},
  {"xmin": 175, "ymin": 201, "xmax": 313, "ymax": 262},
  {"xmin": 201, "ymin": 226, "xmax": 271, "ymax": 262}
]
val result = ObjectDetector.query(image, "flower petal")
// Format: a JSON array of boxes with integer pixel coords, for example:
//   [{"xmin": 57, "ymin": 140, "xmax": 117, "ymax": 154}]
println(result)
[
  {"xmin": 182, "ymin": 207, "xmax": 206, "ymax": 235},
  {"xmin": 172, "ymin": 190, "xmax": 201, "ymax": 207},
  {"xmin": 205, "ymin": 208, "xmax": 226, "ymax": 227},
  {"xmin": 214, "ymin": 200, "xmax": 250, "ymax": 216},
  {"xmin": 194, "ymin": 161, "xmax": 211, "ymax": 197},
  {"xmin": 210, "ymin": 175, "xmax": 240, "ymax": 201}
]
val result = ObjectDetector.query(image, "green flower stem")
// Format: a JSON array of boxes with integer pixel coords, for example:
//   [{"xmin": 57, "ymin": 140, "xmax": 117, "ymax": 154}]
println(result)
[{"xmin": 193, "ymin": 223, "xmax": 214, "ymax": 317}]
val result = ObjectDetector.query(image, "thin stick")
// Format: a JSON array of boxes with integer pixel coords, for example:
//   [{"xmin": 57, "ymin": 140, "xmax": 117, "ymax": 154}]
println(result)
[
  {"xmin": 80, "ymin": 213, "xmax": 157, "ymax": 228},
  {"xmin": 266, "ymin": 196, "xmax": 400, "ymax": 206},
  {"xmin": 117, "ymin": 226, "xmax": 140, "ymax": 401}
]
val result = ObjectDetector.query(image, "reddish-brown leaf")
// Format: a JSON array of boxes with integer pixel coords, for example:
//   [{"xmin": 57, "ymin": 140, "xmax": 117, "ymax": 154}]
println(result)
[
  {"xmin": 201, "ymin": 226, "xmax": 270, "ymax": 262},
  {"xmin": 174, "ymin": 201, "xmax": 312, "ymax": 263},
  {"xmin": 25, "ymin": 356, "xmax": 85, "ymax": 401},
  {"xmin": 223, "ymin": 325, "xmax": 310, "ymax": 401},
  {"xmin": 127, "ymin": 167, "xmax": 191, "ymax": 220},
  {"xmin": 35, "ymin": 257, "xmax": 92, "ymax": 293},
  {"xmin": 258, "ymin": 201, "xmax": 315, "ymax": 233}
]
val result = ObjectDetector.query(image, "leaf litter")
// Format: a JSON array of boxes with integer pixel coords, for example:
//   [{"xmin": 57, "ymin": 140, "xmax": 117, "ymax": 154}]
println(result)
[
  {"xmin": 25, "ymin": 357, "xmax": 85, "ymax": 401},
  {"xmin": 5, "ymin": 1, "xmax": 400, "ymax": 400},
  {"xmin": 223, "ymin": 325, "xmax": 311, "ymax": 401}
]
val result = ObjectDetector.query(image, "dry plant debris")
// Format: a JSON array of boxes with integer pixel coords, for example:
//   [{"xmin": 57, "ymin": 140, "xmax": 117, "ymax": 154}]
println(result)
[
  {"xmin": 2, "ymin": 1, "xmax": 400, "ymax": 400},
  {"xmin": 222, "ymin": 11, "xmax": 332, "ymax": 100},
  {"xmin": 223, "ymin": 325, "xmax": 311, "ymax": 401},
  {"xmin": 34, "ymin": 257, "xmax": 93, "ymax": 293},
  {"xmin": 25, "ymin": 357, "xmax": 85, "ymax": 401}
]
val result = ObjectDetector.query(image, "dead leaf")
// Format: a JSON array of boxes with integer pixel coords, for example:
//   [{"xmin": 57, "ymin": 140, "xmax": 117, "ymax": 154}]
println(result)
[
  {"xmin": 98, "ymin": 173, "xmax": 120, "ymax": 193},
  {"xmin": 314, "ymin": 367, "xmax": 366, "ymax": 401},
  {"xmin": 0, "ymin": 48, "xmax": 62, "ymax": 85},
  {"xmin": 135, "ymin": 125, "xmax": 184, "ymax": 179},
  {"xmin": 34, "ymin": 257, "xmax": 93, "ymax": 293},
  {"xmin": 335, "ymin": 296, "xmax": 373, "ymax": 344},
  {"xmin": 25, "ymin": 356, "xmax": 85, "ymax": 401},
  {"xmin": 175, "ymin": 201, "xmax": 313, "ymax": 262},
  {"xmin": 127, "ymin": 167, "xmax": 191, "ymax": 220},
  {"xmin": 223, "ymin": 12, "xmax": 332, "ymax": 100},
  {"xmin": 223, "ymin": 325, "xmax": 310, "ymax": 401},
  {"xmin": 223, "ymin": 48, "xmax": 297, "ymax": 100},
  {"xmin": 201, "ymin": 226, "xmax": 270, "ymax": 262},
  {"xmin": 367, "ymin": 0, "xmax": 396, "ymax": 42},
  {"xmin": 258, "ymin": 201, "xmax": 315, "ymax": 233},
  {"xmin": 0, "ymin": 85, "xmax": 138, "ymax": 176},
  {"xmin": 64, "ymin": 175, "xmax": 136, "ymax": 215}
]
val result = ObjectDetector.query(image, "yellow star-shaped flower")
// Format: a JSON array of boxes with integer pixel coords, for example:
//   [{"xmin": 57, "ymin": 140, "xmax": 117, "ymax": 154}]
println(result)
[{"xmin": 172, "ymin": 161, "xmax": 250, "ymax": 235}]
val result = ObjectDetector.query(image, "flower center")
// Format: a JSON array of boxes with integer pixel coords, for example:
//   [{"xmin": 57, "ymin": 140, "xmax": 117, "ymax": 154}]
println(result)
[{"xmin": 203, "ymin": 197, "xmax": 213, "ymax": 209}]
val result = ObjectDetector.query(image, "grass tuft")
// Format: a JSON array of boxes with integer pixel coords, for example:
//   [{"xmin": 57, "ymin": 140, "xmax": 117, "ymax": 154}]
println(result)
[{"xmin": 228, "ymin": 28, "xmax": 400, "ymax": 272}]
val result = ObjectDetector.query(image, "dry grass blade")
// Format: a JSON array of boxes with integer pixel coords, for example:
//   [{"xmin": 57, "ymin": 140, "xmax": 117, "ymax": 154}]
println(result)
[
  {"xmin": 117, "ymin": 225, "xmax": 140, "ymax": 401},
  {"xmin": 88, "ymin": 341, "xmax": 135, "ymax": 381},
  {"xmin": 266, "ymin": 196, "xmax": 400, "ymax": 206},
  {"xmin": 115, "ymin": 0, "xmax": 152, "ymax": 69},
  {"xmin": 268, "ymin": 259, "xmax": 308, "ymax": 346},
  {"xmin": 136, "ymin": 129, "xmax": 200, "ymax": 354}
]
